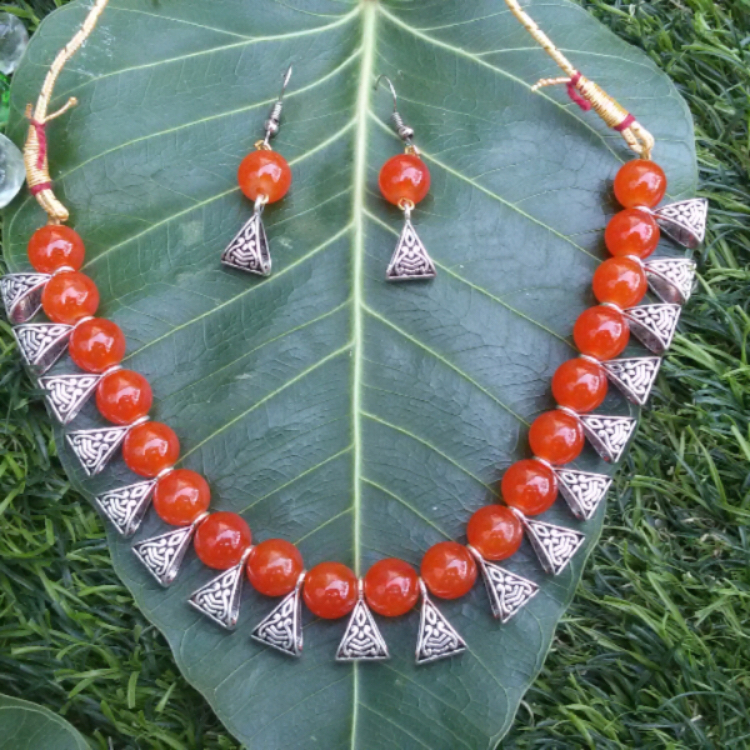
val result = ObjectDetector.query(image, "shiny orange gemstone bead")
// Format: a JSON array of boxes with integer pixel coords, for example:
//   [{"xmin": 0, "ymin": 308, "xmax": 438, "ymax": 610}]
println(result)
[
  {"xmin": 593, "ymin": 256, "xmax": 648, "ymax": 308},
  {"xmin": 246, "ymin": 539, "xmax": 304, "ymax": 597},
  {"xmin": 363, "ymin": 558, "xmax": 420, "ymax": 617},
  {"xmin": 552, "ymin": 357, "xmax": 608, "ymax": 413},
  {"xmin": 528, "ymin": 410, "xmax": 584, "ymax": 465},
  {"xmin": 573, "ymin": 305, "xmax": 630, "ymax": 361},
  {"xmin": 96, "ymin": 369, "xmax": 152, "ymax": 425},
  {"xmin": 122, "ymin": 421, "xmax": 180, "ymax": 477},
  {"xmin": 68, "ymin": 318, "xmax": 126, "ymax": 373},
  {"xmin": 613, "ymin": 159, "xmax": 667, "ymax": 209},
  {"xmin": 303, "ymin": 562, "xmax": 358, "ymax": 620},
  {"xmin": 378, "ymin": 153, "xmax": 431, "ymax": 206},
  {"xmin": 194, "ymin": 512, "xmax": 252, "ymax": 570},
  {"xmin": 501, "ymin": 458, "xmax": 558, "ymax": 516},
  {"xmin": 27, "ymin": 225, "xmax": 85, "ymax": 274},
  {"xmin": 41, "ymin": 271, "xmax": 99, "ymax": 325},
  {"xmin": 421, "ymin": 541, "xmax": 477, "ymax": 600},
  {"xmin": 605, "ymin": 209, "xmax": 660, "ymax": 259},
  {"xmin": 237, "ymin": 149, "xmax": 291, "ymax": 204},
  {"xmin": 467, "ymin": 505, "xmax": 523, "ymax": 561},
  {"xmin": 153, "ymin": 469, "xmax": 210, "ymax": 526}
]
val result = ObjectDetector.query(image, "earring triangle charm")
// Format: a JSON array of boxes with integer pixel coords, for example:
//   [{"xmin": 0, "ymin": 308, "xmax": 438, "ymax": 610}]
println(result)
[
  {"xmin": 553, "ymin": 468, "xmax": 612, "ymax": 520},
  {"xmin": 643, "ymin": 258, "xmax": 696, "ymax": 305},
  {"xmin": 415, "ymin": 580, "xmax": 466, "ymax": 664},
  {"xmin": 95, "ymin": 479, "xmax": 156, "ymax": 537},
  {"xmin": 251, "ymin": 573, "xmax": 305, "ymax": 657},
  {"xmin": 514, "ymin": 509, "xmax": 586, "ymax": 576},
  {"xmin": 39, "ymin": 371, "xmax": 102, "ymax": 424},
  {"xmin": 1, "ymin": 272, "xmax": 50, "ymax": 324},
  {"xmin": 188, "ymin": 548, "xmax": 251, "ymax": 630},
  {"xmin": 336, "ymin": 584, "xmax": 389, "ymax": 661},
  {"xmin": 221, "ymin": 201, "xmax": 272, "ymax": 276},
  {"xmin": 652, "ymin": 198, "xmax": 708, "ymax": 249},
  {"xmin": 602, "ymin": 356, "xmax": 661, "ymax": 406},
  {"xmin": 66, "ymin": 423, "xmax": 132, "ymax": 476},
  {"xmin": 579, "ymin": 414, "xmax": 637, "ymax": 463},
  {"xmin": 387, "ymin": 219, "xmax": 436, "ymax": 281},
  {"xmin": 13, "ymin": 322, "xmax": 72, "ymax": 375},
  {"xmin": 623, "ymin": 303, "xmax": 681, "ymax": 355}
]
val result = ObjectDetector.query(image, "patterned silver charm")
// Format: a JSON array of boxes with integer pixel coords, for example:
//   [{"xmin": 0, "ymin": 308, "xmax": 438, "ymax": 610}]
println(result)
[
  {"xmin": 624, "ymin": 303, "xmax": 681, "ymax": 355},
  {"xmin": 251, "ymin": 574, "xmax": 305, "ymax": 657},
  {"xmin": 643, "ymin": 258, "xmax": 696, "ymax": 305},
  {"xmin": 416, "ymin": 580, "xmax": 466, "ymax": 665},
  {"xmin": 653, "ymin": 198, "xmax": 708, "ymax": 249},
  {"xmin": 603, "ymin": 356, "xmax": 662, "ymax": 406},
  {"xmin": 221, "ymin": 200, "xmax": 272, "ymax": 276},
  {"xmin": 387, "ymin": 219, "xmax": 436, "ymax": 281},
  {"xmin": 1, "ymin": 272, "xmax": 50, "ymax": 323},
  {"xmin": 13, "ymin": 322, "xmax": 72, "ymax": 375},
  {"xmin": 66, "ymin": 424, "xmax": 131, "ymax": 476},
  {"xmin": 188, "ymin": 549, "xmax": 251, "ymax": 630},
  {"xmin": 336, "ymin": 584, "xmax": 389, "ymax": 662},
  {"xmin": 579, "ymin": 414, "xmax": 637, "ymax": 463},
  {"xmin": 95, "ymin": 480, "xmax": 156, "ymax": 537},
  {"xmin": 38, "ymin": 371, "xmax": 101, "ymax": 424},
  {"xmin": 554, "ymin": 468, "xmax": 612, "ymax": 521},
  {"xmin": 515, "ymin": 511, "xmax": 586, "ymax": 576}
]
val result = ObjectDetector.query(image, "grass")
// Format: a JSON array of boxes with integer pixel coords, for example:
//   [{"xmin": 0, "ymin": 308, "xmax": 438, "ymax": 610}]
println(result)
[{"xmin": 1, "ymin": 0, "xmax": 749, "ymax": 748}]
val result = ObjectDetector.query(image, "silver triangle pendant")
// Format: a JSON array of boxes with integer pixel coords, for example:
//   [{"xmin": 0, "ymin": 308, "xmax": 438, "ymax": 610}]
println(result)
[
  {"xmin": 39, "ymin": 371, "xmax": 102, "ymax": 424},
  {"xmin": 603, "ymin": 356, "xmax": 662, "ymax": 406},
  {"xmin": 624, "ymin": 303, "xmax": 681, "ymax": 355},
  {"xmin": 415, "ymin": 581, "xmax": 466, "ymax": 665},
  {"xmin": 515, "ymin": 512, "xmax": 586, "ymax": 575},
  {"xmin": 221, "ymin": 208, "xmax": 272, "ymax": 276},
  {"xmin": 95, "ymin": 480, "xmax": 156, "ymax": 537},
  {"xmin": 653, "ymin": 198, "xmax": 708, "ymax": 249},
  {"xmin": 336, "ymin": 591, "xmax": 389, "ymax": 662},
  {"xmin": 188, "ymin": 549, "xmax": 251, "ymax": 630},
  {"xmin": 554, "ymin": 468, "xmax": 612, "ymax": 521},
  {"xmin": 386, "ymin": 219, "xmax": 436, "ymax": 281},
  {"xmin": 469, "ymin": 549, "xmax": 539, "ymax": 623},
  {"xmin": 251, "ymin": 576, "xmax": 305, "ymax": 657},
  {"xmin": 66, "ymin": 424, "xmax": 131, "ymax": 476},
  {"xmin": 1, "ymin": 272, "xmax": 50, "ymax": 324},
  {"xmin": 14, "ymin": 322, "xmax": 72, "ymax": 375},
  {"xmin": 643, "ymin": 258, "xmax": 696, "ymax": 305},
  {"xmin": 579, "ymin": 414, "xmax": 637, "ymax": 463}
]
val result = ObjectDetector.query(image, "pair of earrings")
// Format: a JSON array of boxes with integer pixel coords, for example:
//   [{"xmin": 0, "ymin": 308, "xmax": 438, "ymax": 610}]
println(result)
[{"xmin": 221, "ymin": 70, "xmax": 435, "ymax": 282}]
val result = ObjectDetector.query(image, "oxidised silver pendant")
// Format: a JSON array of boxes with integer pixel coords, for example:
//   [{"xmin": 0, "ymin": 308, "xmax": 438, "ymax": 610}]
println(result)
[
  {"xmin": 603, "ymin": 356, "xmax": 661, "ymax": 406},
  {"xmin": 221, "ymin": 198, "xmax": 272, "ymax": 276},
  {"xmin": 643, "ymin": 258, "xmax": 696, "ymax": 305},
  {"xmin": 579, "ymin": 414, "xmax": 637, "ymax": 463},
  {"xmin": 514, "ymin": 510, "xmax": 586, "ymax": 576},
  {"xmin": 624, "ymin": 303, "xmax": 681, "ymax": 355},
  {"xmin": 39, "ymin": 371, "xmax": 101, "ymax": 424},
  {"xmin": 13, "ymin": 322, "xmax": 72, "ymax": 375},
  {"xmin": 554, "ymin": 468, "xmax": 612, "ymax": 521},
  {"xmin": 66, "ymin": 424, "xmax": 131, "ymax": 476},
  {"xmin": 387, "ymin": 218, "xmax": 436, "ymax": 281},
  {"xmin": 95, "ymin": 480, "xmax": 156, "ymax": 537},
  {"xmin": 415, "ymin": 580, "xmax": 466, "ymax": 665},
  {"xmin": 336, "ymin": 584, "xmax": 389, "ymax": 662},
  {"xmin": 251, "ymin": 574, "xmax": 305, "ymax": 657},
  {"xmin": 1, "ymin": 272, "xmax": 50, "ymax": 324},
  {"xmin": 652, "ymin": 198, "xmax": 708, "ymax": 249}
]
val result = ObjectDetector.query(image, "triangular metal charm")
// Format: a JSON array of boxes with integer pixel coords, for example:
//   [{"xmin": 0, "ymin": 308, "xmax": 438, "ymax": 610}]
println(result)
[
  {"xmin": 554, "ymin": 468, "xmax": 612, "ymax": 521},
  {"xmin": 643, "ymin": 258, "xmax": 696, "ymax": 305},
  {"xmin": 38, "ymin": 371, "xmax": 101, "ymax": 424},
  {"xmin": 189, "ymin": 556, "xmax": 248, "ymax": 630},
  {"xmin": 13, "ymin": 322, "xmax": 72, "ymax": 375},
  {"xmin": 653, "ymin": 198, "xmax": 708, "ymax": 249},
  {"xmin": 66, "ymin": 424, "xmax": 130, "ymax": 476},
  {"xmin": 336, "ymin": 597, "xmax": 389, "ymax": 661},
  {"xmin": 95, "ymin": 480, "xmax": 156, "ymax": 537},
  {"xmin": 386, "ymin": 219, "xmax": 437, "ymax": 281},
  {"xmin": 603, "ymin": 356, "xmax": 662, "ymax": 406},
  {"xmin": 518, "ymin": 514, "xmax": 586, "ymax": 575},
  {"xmin": 579, "ymin": 414, "xmax": 637, "ymax": 463},
  {"xmin": 221, "ymin": 211, "xmax": 272, "ymax": 276},
  {"xmin": 472, "ymin": 553, "xmax": 539, "ymax": 623},
  {"xmin": 251, "ymin": 580, "xmax": 304, "ymax": 657},
  {"xmin": 1, "ymin": 272, "xmax": 50, "ymax": 324},
  {"xmin": 132, "ymin": 520, "xmax": 200, "ymax": 587},
  {"xmin": 624, "ymin": 303, "xmax": 681, "ymax": 355},
  {"xmin": 415, "ymin": 582, "xmax": 466, "ymax": 665}
]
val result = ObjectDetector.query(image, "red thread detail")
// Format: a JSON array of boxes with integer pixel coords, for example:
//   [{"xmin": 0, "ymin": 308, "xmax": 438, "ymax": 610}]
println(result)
[
  {"xmin": 613, "ymin": 114, "xmax": 636, "ymax": 132},
  {"xmin": 28, "ymin": 118, "xmax": 48, "ymax": 170},
  {"xmin": 566, "ymin": 72, "xmax": 592, "ymax": 111},
  {"xmin": 29, "ymin": 181, "xmax": 52, "ymax": 195}
]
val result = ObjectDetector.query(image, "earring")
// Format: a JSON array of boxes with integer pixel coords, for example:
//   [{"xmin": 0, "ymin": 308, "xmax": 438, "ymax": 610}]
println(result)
[
  {"xmin": 221, "ymin": 66, "xmax": 294, "ymax": 277},
  {"xmin": 375, "ymin": 76, "xmax": 436, "ymax": 281}
]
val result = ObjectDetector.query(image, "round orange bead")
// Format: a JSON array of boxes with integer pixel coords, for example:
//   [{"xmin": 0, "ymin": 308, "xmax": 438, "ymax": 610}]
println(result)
[
  {"xmin": 153, "ymin": 469, "xmax": 210, "ymax": 526},
  {"xmin": 303, "ymin": 562, "xmax": 358, "ymax": 620},
  {"xmin": 613, "ymin": 159, "xmax": 667, "ymax": 209},
  {"xmin": 378, "ymin": 153, "xmax": 431, "ymax": 206},
  {"xmin": 122, "ymin": 421, "xmax": 180, "ymax": 478},
  {"xmin": 501, "ymin": 458, "xmax": 558, "ymax": 516},
  {"xmin": 467, "ymin": 505, "xmax": 523, "ymax": 561},
  {"xmin": 246, "ymin": 539, "xmax": 304, "ymax": 597},
  {"xmin": 68, "ymin": 318, "xmax": 126, "ymax": 373},
  {"xmin": 605, "ymin": 209, "xmax": 660, "ymax": 259},
  {"xmin": 593, "ymin": 256, "xmax": 648, "ymax": 308},
  {"xmin": 421, "ymin": 541, "xmax": 477, "ymax": 600},
  {"xmin": 27, "ymin": 225, "xmax": 85, "ymax": 274},
  {"xmin": 552, "ymin": 357, "xmax": 608, "ymax": 413},
  {"xmin": 194, "ymin": 512, "xmax": 252, "ymax": 570},
  {"xmin": 529, "ymin": 410, "xmax": 584, "ymax": 465},
  {"xmin": 363, "ymin": 558, "xmax": 420, "ymax": 617},
  {"xmin": 41, "ymin": 271, "xmax": 99, "ymax": 325},
  {"xmin": 573, "ymin": 305, "xmax": 630, "ymax": 361},
  {"xmin": 96, "ymin": 369, "xmax": 152, "ymax": 425},
  {"xmin": 237, "ymin": 149, "xmax": 291, "ymax": 204}
]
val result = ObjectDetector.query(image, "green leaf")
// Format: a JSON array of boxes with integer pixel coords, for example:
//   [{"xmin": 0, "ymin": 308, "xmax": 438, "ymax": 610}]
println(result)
[
  {"xmin": 3, "ymin": 0, "xmax": 696, "ymax": 747},
  {"xmin": 0, "ymin": 694, "xmax": 89, "ymax": 750}
]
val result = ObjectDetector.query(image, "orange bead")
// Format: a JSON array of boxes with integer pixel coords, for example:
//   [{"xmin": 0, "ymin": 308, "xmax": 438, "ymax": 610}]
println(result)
[
  {"xmin": 237, "ymin": 149, "xmax": 291, "ymax": 204},
  {"xmin": 613, "ymin": 159, "xmax": 667, "ymax": 209},
  {"xmin": 501, "ymin": 459, "xmax": 558, "ymax": 516},
  {"xmin": 41, "ymin": 271, "xmax": 99, "ymax": 325},
  {"xmin": 122, "ymin": 421, "xmax": 180, "ymax": 477},
  {"xmin": 363, "ymin": 558, "xmax": 420, "ymax": 617},
  {"xmin": 605, "ymin": 209, "xmax": 660, "ymax": 259},
  {"xmin": 27, "ymin": 225, "xmax": 85, "ymax": 274},
  {"xmin": 378, "ymin": 154, "xmax": 431, "ymax": 206},
  {"xmin": 467, "ymin": 505, "xmax": 523, "ymax": 561},
  {"xmin": 552, "ymin": 357, "xmax": 608, "ymax": 413},
  {"xmin": 68, "ymin": 318, "xmax": 126, "ymax": 373},
  {"xmin": 421, "ymin": 541, "xmax": 477, "ymax": 600},
  {"xmin": 573, "ymin": 305, "xmax": 630, "ymax": 361},
  {"xmin": 153, "ymin": 469, "xmax": 211, "ymax": 526},
  {"xmin": 528, "ymin": 410, "xmax": 584, "ymax": 465},
  {"xmin": 96, "ymin": 369, "xmax": 152, "ymax": 425},
  {"xmin": 593, "ymin": 256, "xmax": 647, "ymax": 308},
  {"xmin": 194, "ymin": 512, "xmax": 252, "ymax": 570},
  {"xmin": 303, "ymin": 562, "xmax": 358, "ymax": 620},
  {"xmin": 246, "ymin": 539, "xmax": 304, "ymax": 597}
]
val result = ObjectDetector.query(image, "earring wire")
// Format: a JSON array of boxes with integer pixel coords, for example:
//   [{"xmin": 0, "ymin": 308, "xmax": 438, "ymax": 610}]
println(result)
[
  {"xmin": 374, "ymin": 75, "xmax": 415, "ymax": 147},
  {"xmin": 263, "ymin": 65, "xmax": 293, "ymax": 147}
]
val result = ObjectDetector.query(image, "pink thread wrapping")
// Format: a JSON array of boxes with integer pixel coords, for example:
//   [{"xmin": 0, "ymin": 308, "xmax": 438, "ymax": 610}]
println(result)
[
  {"xmin": 566, "ymin": 73, "xmax": 592, "ymax": 111},
  {"xmin": 29, "ymin": 181, "xmax": 52, "ymax": 196},
  {"xmin": 28, "ymin": 118, "xmax": 48, "ymax": 169},
  {"xmin": 613, "ymin": 113, "xmax": 636, "ymax": 132}
]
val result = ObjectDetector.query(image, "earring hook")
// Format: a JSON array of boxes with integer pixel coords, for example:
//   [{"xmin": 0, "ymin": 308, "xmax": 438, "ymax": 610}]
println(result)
[
  {"xmin": 374, "ymin": 74, "xmax": 415, "ymax": 146},
  {"xmin": 263, "ymin": 65, "xmax": 293, "ymax": 146}
]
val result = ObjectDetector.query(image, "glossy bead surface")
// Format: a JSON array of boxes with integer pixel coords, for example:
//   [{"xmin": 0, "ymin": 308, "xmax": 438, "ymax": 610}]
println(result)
[
  {"xmin": 378, "ymin": 153, "xmax": 431, "ymax": 206},
  {"xmin": 552, "ymin": 357, "xmax": 608, "ymax": 413},
  {"xmin": 502, "ymin": 458, "xmax": 558, "ymax": 516},
  {"xmin": 28, "ymin": 225, "xmax": 85, "ymax": 273},
  {"xmin": 246, "ymin": 539, "xmax": 304, "ymax": 597},
  {"xmin": 613, "ymin": 159, "xmax": 667, "ymax": 209},
  {"xmin": 303, "ymin": 562, "xmax": 358, "ymax": 620},
  {"xmin": 194, "ymin": 512, "xmax": 252, "ymax": 570},
  {"xmin": 363, "ymin": 558, "xmax": 420, "ymax": 617},
  {"xmin": 122, "ymin": 421, "xmax": 180, "ymax": 478},
  {"xmin": 153, "ymin": 469, "xmax": 210, "ymax": 526},
  {"xmin": 593, "ymin": 256, "xmax": 648, "ymax": 308},
  {"xmin": 237, "ymin": 149, "xmax": 291, "ymax": 203},
  {"xmin": 96, "ymin": 369, "xmax": 152, "ymax": 425},
  {"xmin": 41, "ymin": 271, "xmax": 99, "ymax": 325},
  {"xmin": 573, "ymin": 305, "xmax": 630, "ymax": 361},
  {"xmin": 528, "ymin": 410, "xmax": 585, "ymax": 465},
  {"xmin": 421, "ymin": 541, "xmax": 477, "ymax": 600},
  {"xmin": 605, "ymin": 209, "xmax": 660, "ymax": 259},
  {"xmin": 68, "ymin": 318, "xmax": 126, "ymax": 373},
  {"xmin": 467, "ymin": 505, "xmax": 523, "ymax": 561}
]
